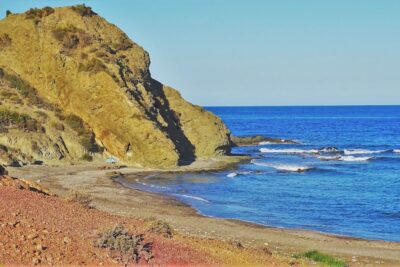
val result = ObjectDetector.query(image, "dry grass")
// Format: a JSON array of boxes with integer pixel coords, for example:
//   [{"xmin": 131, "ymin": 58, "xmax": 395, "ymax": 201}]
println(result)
[{"xmin": 65, "ymin": 190, "xmax": 95, "ymax": 209}]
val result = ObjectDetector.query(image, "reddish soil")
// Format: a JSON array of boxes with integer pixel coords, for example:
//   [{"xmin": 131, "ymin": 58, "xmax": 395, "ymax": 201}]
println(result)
[{"xmin": 0, "ymin": 185, "xmax": 218, "ymax": 266}]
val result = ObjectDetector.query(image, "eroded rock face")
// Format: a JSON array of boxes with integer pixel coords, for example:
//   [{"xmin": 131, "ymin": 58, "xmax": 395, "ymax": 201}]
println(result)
[{"xmin": 0, "ymin": 6, "xmax": 231, "ymax": 167}]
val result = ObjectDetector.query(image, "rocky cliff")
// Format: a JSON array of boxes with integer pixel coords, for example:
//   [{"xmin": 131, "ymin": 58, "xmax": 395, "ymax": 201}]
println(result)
[{"xmin": 0, "ymin": 5, "xmax": 231, "ymax": 167}]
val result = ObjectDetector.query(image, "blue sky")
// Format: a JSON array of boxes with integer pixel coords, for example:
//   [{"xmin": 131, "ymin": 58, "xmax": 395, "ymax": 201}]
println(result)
[{"xmin": 1, "ymin": 1, "xmax": 400, "ymax": 106}]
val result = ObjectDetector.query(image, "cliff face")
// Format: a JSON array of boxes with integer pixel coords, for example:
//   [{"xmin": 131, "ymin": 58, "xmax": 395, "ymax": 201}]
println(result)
[{"xmin": 0, "ymin": 6, "xmax": 231, "ymax": 167}]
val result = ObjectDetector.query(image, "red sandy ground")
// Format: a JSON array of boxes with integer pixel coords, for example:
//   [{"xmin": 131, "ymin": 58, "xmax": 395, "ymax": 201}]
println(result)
[
  {"xmin": 0, "ymin": 181, "xmax": 280, "ymax": 266},
  {"xmin": 0, "ymin": 185, "xmax": 221, "ymax": 266}
]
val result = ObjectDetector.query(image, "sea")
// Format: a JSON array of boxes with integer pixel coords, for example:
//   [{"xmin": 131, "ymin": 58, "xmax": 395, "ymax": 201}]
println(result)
[{"xmin": 118, "ymin": 106, "xmax": 400, "ymax": 242}]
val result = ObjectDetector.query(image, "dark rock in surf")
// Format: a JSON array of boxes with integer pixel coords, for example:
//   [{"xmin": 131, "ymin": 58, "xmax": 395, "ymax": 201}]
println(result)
[{"xmin": 231, "ymin": 135, "xmax": 298, "ymax": 147}]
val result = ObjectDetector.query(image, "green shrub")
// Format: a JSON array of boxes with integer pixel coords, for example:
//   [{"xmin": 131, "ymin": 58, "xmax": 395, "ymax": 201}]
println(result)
[
  {"xmin": 25, "ymin": 8, "xmax": 42, "ymax": 19},
  {"xmin": 81, "ymin": 153, "xmax": 93, "ymax": 162},
  {"xmin": 2, "ymin": 72, "xmax": 53, "ymax": 109},
  {"xmin": 95, "ymin": 224, "xmax": 153, "ymax": 264},
  {"xmin": 71, "ymin": 4, "xmax": 96, "ymax": 17},
  {"xmin": 42, "ymin": 6, "xmax": 55, "ymax": 16},
  {"xmin": 6, "ymin": 10, "xmax": 12, "ymax": 17},
  {"xmin": 0, "ymin": 109, "xmax": 42, "ymax": 132},
  {"xmin": 25, "ymin": 7, "xmax": 54, "ymax": 20},
  {"xmin": 297, "ymin": 250, "xmax": 346, "ymax": 267}
]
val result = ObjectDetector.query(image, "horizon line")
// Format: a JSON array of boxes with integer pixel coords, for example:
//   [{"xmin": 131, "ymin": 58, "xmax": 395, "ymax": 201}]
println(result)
[{"xmin": 204, "ymin": 104, "xmax": 400, "ymax": 108}]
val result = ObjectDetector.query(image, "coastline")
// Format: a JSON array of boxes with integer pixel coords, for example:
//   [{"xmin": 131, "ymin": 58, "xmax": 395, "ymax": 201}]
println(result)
[{"xmin": 7, "ymin": 160, "xmax": 400, "ymax": 266}]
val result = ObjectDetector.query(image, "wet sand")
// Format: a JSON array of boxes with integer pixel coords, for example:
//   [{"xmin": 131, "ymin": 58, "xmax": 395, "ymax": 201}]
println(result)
[{"xmin": 8, "ymin": 160, "xmax": 400, "ymax": 266}]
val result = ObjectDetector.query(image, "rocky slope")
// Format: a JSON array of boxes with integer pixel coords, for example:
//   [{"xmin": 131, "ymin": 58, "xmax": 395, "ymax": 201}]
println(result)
[{"xmin": 0, "ymin": 5, "xmax": 231, "ymax": 167}]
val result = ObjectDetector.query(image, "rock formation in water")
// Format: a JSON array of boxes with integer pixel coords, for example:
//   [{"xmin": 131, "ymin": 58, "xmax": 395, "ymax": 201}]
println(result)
[
  {"xmin": 231, "ymin": 136, "xmax": 298, "ymax": 146},
  {"xmin": 0, "ymin": 5, "xmax": 231, "ymax": 167}
]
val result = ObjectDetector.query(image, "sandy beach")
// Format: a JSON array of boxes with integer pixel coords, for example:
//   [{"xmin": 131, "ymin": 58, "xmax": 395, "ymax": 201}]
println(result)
[{"xmin": 7, "ymin": 161, "xmax": 400, "ymax": 267}]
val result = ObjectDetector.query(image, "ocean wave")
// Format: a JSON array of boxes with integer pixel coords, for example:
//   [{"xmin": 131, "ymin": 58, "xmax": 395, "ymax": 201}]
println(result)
[
  {"xmin": 318, "ymin": 155, "xmax": 373, "ymax": 162},
  {"xmin": 227, "ymin": 171, "xmax": 257, "ymax": 178},
  {"xmin": 251, "ymin": 160, "xmax": 312, "ymax": 172},
  {"xmin": 318, "ymin": 147, "xmax": 340, "ymax": 153},
  {"xmin": 173, "ymin": 194, "xmax": 210, "ymax": 203},
  {"xmin": 394, "ymin": 149, "xmax": 400, "ymax": 153},
  {"xmin": 259, "ymin": 148, "xmax": 319, "ymax": 154},
  {"xmin": 135, "ymin": 179, "xmax": 168, "ymax": 189},
  {"xmin": 270, "ymin": 164, "xmax": 313, "ymax": 172},
  {"xmin": 259, "ymin": 141, "xmax": 272, "ymax": 145},
  {"xmin": 343, "ymin": 149, "xmax": 387, "ymax": 155}
]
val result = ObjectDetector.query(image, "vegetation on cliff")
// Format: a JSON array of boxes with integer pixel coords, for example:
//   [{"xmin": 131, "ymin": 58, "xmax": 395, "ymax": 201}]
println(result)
[{"xmin": 0, "ymin": 5, "xmax": 232, "ymax": 167}]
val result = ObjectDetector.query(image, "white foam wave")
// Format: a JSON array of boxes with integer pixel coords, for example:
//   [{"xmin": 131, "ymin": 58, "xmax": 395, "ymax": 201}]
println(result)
[
  {"xmin": 259, "ymin": 148, "xmax": 319, "ymax": 154},
  {"xmin": 344, "ymin": 149, "xmax": 386, "ymax": 155},
  {"xmin": 251, "ymin": 160, "xmax": 312, "ymax": 172},
  {"xmin": 174, "ymin": 194, "xmax": 210, "ymax": 203},
  {"xmin": 318, "ymin": 155, "xmax": 372, "ymax": 162},
  {"xmin": 227, "ymin": 171, "xmax": 255, "ymax": 178},
  {"xmin": 341, "ymin": 156, "xmax": 373, "ymax": 161},
  {"xmin": 271, "ymin": 164, "xmax": 312, "ymax": 172},
  {"xmin": 259, "ymin": 141, "xmax": 272, "ymax": 145},
  {"xmin": 394, "ymin": 149, "xmax": 400, "ymax": 153},
  {"xmin": 318, "ymin": 147, "xmax": 340, "ymax": 153}
]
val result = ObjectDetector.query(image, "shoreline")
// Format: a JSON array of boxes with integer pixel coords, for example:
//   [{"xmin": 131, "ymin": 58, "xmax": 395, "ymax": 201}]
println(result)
[
  {"xmin": 7, "ymin": 160, "xmax": 400, "ymax": 266},
  {"xmin": 116, "ymin": 175, "xmax": 399, "ymax": 244}
]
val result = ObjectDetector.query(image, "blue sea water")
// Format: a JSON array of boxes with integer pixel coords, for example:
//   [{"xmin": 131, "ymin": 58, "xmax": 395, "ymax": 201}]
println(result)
[{"xmin": 120, "ymin": 106, "xmax": 400, "ymax": 242}]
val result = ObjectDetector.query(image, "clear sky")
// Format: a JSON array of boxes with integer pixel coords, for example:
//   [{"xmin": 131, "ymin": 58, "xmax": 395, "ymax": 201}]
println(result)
[{"xmin": 1, "ymin": 0, "xmax": 400, "ymax": 106}]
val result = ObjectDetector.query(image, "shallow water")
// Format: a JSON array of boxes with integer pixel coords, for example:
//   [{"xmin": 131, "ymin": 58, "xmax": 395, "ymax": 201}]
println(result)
[{"xmin": 120, "ymin": 106, "xmax": 400, "ymax": 242}]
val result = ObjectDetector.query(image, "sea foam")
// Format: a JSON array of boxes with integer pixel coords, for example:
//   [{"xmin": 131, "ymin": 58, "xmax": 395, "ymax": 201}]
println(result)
[
  {"xmin": 174, "ymin": 194, "xmax": 210, "ymax": 203},
  {"xmin": 318, "ymin": 155, "xmax": 372, "ymax": 162},
  {"xmin": 339, "ymin": 156, "xmax": 373, "ymax": 162},
  {"xmin": 344, "ymin": 149, "xmax": 387, "ymax": 155},
  {"xmin": 251, "ymin": 160, "xmax": 312, "ymax": 172},
  {"xmin": 259, "ymin": 141, "xmax": 272, "ymax": 145},
  {"xmin": 259, "ymin": 148, "xmax": 319, "ymax": 154}
]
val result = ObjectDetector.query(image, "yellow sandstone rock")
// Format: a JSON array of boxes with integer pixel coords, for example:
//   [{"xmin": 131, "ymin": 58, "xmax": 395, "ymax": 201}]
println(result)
[{"xmin": 0, "ymin": 5, "xmax": 231, "ymax": 167}]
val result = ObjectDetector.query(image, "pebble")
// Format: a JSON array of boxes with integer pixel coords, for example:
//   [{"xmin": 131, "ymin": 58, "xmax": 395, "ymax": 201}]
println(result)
[
  {"xmin": 63, "ymin": 236, "xmax": 71, "ymax": 245},
  {"xmin": 36, "ymin": 244, "xmax": 44, "ymax": 251},
  {"xmin": 32, "ymin": 257, "xmax": 41, "ymax": 265},
  {"xmin": 28, "ymin": 233, "xmax": 39, "ymax": 240}
]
